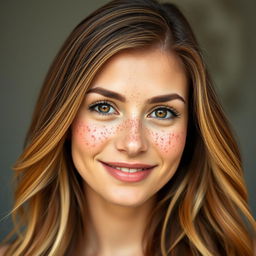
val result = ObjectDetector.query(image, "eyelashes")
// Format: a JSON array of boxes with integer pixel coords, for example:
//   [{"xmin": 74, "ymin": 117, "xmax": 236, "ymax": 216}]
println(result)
[
  {"xmin": 147, "ymin": 107, "xmax": 179, "ymax": 120},
  {"xmin": 88, "ymin": 100, "xmax": 180, "ymax": 120},
  {"xmin": 88, "ymin": 100, "xmax": 118, "ymax": 116}
]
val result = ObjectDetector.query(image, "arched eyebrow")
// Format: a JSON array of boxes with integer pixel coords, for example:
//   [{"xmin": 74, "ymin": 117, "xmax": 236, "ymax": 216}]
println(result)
[
  {"xmin": 86, "ymin": 87, "xmax": 186, "ymax": 104},
  {"xmin": 148, "ymin": 93, "xmax": 186, "ymax": 104},
  {"xmin": 87, "ymin": 87, "xmax": 125, "ymax": 102}
]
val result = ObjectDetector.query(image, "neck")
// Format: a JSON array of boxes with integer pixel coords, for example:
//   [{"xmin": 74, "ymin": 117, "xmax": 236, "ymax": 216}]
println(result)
[{"xmin": 80, "ymin": 184, "xmax": 156, "ymax": 256}]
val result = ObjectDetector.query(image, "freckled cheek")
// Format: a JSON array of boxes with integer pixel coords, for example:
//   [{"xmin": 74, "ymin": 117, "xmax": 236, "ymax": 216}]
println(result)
[
  {"xmin": 72, "ymin": 121, "xmax": 116, "ymax": 149},
  {"xmin": 146, "ymin": 129, "xmax": 187, "ymax": 156}
]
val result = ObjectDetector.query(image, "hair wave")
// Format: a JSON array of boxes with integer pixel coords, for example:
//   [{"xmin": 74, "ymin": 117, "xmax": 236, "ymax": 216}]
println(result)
[{"xmin": 3, "ymin": 0, "xmax": 255, "ymax": 255}]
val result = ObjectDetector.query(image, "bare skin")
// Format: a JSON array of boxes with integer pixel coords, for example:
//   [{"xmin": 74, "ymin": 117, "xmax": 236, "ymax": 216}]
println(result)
[
  {"xmin": 71, "ymin": 47, "xmax": 188, "ymax": 256},
  {"xmin": 74, "ymin": 185, "xmax": 155, "ymax": 256}
]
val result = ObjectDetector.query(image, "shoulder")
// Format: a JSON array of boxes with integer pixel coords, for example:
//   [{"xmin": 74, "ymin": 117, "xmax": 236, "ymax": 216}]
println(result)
[{"xmin": 0, "ymin": 245, "xmax": 8, "ymax": 255}]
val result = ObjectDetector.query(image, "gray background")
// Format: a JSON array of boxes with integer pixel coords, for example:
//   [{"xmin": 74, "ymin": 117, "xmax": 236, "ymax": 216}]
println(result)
[{"xmin": 0, "ymin": 0, "xmax": 255, "ymax": 240}]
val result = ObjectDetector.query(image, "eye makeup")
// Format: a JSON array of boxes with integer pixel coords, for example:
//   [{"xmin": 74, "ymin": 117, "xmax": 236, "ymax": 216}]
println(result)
[
  {"xmin": 87, "ymin": 98, "xmax": 181, "ymax": 121},
  {"xmin": 88, "ymin": 100, "xmax": 118, "ymax": 116},
  {"xmin": 147, "ymin": 105, "xmax": 180, "ymax": 120}
]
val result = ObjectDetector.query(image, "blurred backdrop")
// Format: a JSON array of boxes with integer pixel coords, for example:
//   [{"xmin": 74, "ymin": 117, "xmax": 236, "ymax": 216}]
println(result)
[{"xmin": 0, "ymin": 0, "xmax": 255, "ymax": 240}]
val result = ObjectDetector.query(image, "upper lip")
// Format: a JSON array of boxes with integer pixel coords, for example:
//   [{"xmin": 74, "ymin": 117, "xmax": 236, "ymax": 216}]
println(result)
[{"xmin": 100, "ymin": 161, "xmax": 157, "ymax": 169}]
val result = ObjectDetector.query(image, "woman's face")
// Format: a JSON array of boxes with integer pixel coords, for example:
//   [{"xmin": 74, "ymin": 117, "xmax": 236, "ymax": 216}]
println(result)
[{"xmin": 71, "ymin": 48, "xmax": 188, "ymax": 207}]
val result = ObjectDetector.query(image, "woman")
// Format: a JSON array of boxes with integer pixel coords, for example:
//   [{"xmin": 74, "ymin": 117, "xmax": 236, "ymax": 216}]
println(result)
[{"xmin": 1, "ymin": 0, "xmax": 255, "ymax": 255}]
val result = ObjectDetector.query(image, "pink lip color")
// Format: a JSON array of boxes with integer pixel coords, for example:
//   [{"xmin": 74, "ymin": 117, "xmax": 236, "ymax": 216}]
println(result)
[{"xmin": 101, "ymin": 162, "xmax": 154, "ymax": 182}]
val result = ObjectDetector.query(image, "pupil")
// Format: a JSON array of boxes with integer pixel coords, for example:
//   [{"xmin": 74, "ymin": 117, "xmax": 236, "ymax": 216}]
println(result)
[
  {"xmin": 156, "ymin": 109, "xmax": 166, "ymax": 118},
  {"xmin": 99, "ymin": 104, "xmax": 109, "ymax": 112}
]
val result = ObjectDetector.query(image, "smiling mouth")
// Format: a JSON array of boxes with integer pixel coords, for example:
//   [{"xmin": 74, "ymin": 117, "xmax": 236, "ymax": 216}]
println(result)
[{"xmin": 100, "ymin": 161, "xmax": 156, "ymax": 173}]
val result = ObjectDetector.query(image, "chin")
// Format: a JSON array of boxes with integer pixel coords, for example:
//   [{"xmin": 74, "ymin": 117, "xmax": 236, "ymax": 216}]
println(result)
[{"xmin": 104, "ymin": 188, "xmax": 154, "ymax": 208}]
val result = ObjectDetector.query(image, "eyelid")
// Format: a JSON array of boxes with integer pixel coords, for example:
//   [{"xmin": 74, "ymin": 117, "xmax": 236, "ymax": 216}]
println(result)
[
  {"xmin": 88, "ymin": 100, "xmax": 119, "ymax": 115},
  {"xmin": 88, "ymin": 100, "xmax": 180, "ymax": 119},
  {"xmin": 147, "ymin": 105, "xmax": 180, "ymax": 119},
  {"xmin": 88, "ymin": 100, "xmax": 117, "ymax": 108}
]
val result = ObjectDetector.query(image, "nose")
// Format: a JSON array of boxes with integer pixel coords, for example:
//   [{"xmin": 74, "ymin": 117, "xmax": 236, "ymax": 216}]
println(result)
[{"xmin": 115, "ymin": 118, "xmax": 148, "ymax": 157}]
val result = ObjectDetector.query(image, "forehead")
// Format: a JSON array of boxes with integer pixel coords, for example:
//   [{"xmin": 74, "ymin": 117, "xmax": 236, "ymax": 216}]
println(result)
[{"xmin": 90, "ymin": 48, "xmax": 188, "ymax": 100}]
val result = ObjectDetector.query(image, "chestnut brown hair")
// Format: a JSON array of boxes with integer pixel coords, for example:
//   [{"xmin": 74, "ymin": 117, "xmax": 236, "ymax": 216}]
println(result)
[{"xmin": 3, "ymin": 0, "xmax": 255, "ymax": 255}]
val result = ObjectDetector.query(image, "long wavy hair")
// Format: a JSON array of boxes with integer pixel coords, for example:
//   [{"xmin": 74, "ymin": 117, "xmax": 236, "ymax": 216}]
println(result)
[{"xmin": 3, "ymin": 0, "xmax": 255, "ymax": 255}]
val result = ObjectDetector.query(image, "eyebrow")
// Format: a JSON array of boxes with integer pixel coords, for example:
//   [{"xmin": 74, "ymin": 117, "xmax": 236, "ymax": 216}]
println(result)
[{"xmin": 86, "ymin": 87, "xmax": 186, "ymax": 104}]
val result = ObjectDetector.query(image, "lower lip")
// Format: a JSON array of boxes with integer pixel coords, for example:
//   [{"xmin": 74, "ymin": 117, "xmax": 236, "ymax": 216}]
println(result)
[{"xmin": 101, "ymin": 162, "xmax": 154, "ymax": 182}]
